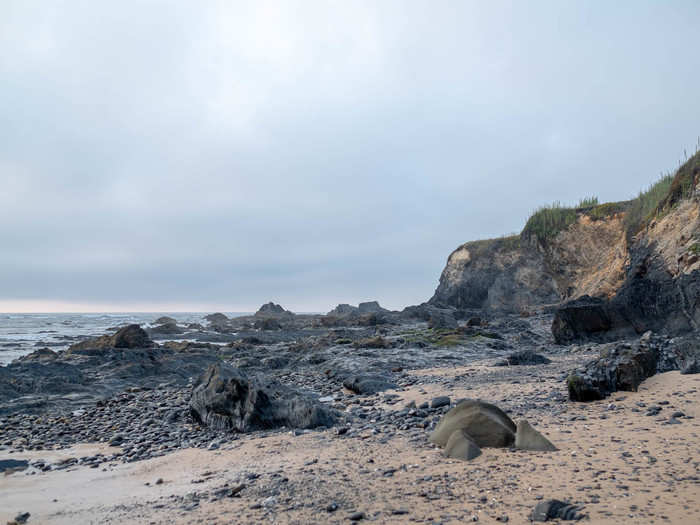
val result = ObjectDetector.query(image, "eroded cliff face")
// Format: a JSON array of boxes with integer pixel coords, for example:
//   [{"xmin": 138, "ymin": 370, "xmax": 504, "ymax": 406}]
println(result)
[
  {"xmin": 431, "ymin": 152, "xmax": 700, "ymax": 340},
  {"xmin": 430, "ymin": 213, "xmax": 631, "ymax": 314}
]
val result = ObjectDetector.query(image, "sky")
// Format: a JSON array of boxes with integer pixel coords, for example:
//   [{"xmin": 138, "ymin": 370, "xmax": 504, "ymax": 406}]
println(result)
[{"xmin": 1, "ymin": 1, "xmax": 699, "ymax": 313}]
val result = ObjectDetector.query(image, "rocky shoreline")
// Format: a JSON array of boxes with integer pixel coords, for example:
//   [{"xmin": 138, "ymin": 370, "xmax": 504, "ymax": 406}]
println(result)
[{"xmin": 1, "ymin": 306, "xmax": 698, "ymax": 523}]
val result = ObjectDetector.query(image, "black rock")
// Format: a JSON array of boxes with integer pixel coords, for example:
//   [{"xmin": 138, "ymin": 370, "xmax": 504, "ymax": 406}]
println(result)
[
  {"xmin": 567, "ymin": 340, "xmax": 658, "ymax": 401},
  {"xmin": 0, "ymin": 459, "xmax": 29, "ymax": 473},
  {"xmin": 680, "ymin": 358, "xmax": 700, "ymax": 375},
  {"xmin": 204, "ymin": 312, "xmax": 229, "ymax": 323},
  {"xmin": 531, "ymin": 499, "xmax": 585, "ymax": 521},
  {"xmin": 190, "ymin": 362, "xmax": 335, "ymax": 432},
  {"xmin": 430, "ymin": 396, "xmax": 451, "ymax": 409}
]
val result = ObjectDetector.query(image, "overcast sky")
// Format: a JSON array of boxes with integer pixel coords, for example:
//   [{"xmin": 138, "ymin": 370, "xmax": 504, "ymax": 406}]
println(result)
[{"xmin": 1, "ymin": 1, "xmax": 699, "ymax": 313}]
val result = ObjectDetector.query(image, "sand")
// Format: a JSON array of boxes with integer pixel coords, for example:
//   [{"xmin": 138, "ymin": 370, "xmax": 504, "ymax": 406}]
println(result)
[{"xmin": 1, "ymin": 370, "xmax": 698, "ymax": 524}]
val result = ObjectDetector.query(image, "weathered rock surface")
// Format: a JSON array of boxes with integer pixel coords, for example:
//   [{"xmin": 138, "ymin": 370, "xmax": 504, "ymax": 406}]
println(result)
[
  {"xmin": 204, "ymin": 313, "xmax": 229, "ymax": 323},
  {"xmin": 149, "ymin": 321, "xmax": 184, "ymax": 335},
  {"xmin": 430, "ymin": 400, "xmax": 516, "ymax": 448},
  {"xmin": 190, "ymin": 363, "xmax": 335, "ymax": 432},
  {"xmin": 255, "ymin": 302, "xmax": 293, "ymax": 317},
  {"xmin": 515, "ymin": 419, "xmax": 557, "ymax": 451},
  {"xmin": 444, "ymin": 429, "xmax": 482, "ymax": 461},
  {"xmin": 68, "ymin": 324, "xmax": 153, "ymax": 352},
  {"xmin": 432, "ymin": 153, "xmax": 700, "ymax": 341},
  {"xmin": 567, "ymin": 333, "xmax": 699, "ymax": 401}
]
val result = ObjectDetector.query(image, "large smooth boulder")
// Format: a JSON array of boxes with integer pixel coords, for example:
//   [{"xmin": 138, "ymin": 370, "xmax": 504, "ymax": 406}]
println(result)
[
  {"xmin": 444, "ymin": 429, "xmax": 482, "ymax": 461},
  {"xmin": 190, "ymin": 363, "xmax": 335, "ymax": 432},
  {"xmin": 515, "ymin": 419, "xmax": 557, "ymax": 451},
  {"xmin": 430, "ymin": 400, "xmax": 516, "ymax": 448}
]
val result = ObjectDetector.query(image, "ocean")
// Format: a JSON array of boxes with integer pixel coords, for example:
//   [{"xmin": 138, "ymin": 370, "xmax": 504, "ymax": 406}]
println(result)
[{"xmin": 0, "ymin": 313, "xmax": 251, "ymax": 366}]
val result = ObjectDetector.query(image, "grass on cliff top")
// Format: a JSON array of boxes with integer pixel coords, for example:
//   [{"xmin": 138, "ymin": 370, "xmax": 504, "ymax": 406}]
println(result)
[
  {"xmin": 520, "ymin": 197, "xmax": 598, "ymax": 244},
  {"xmin": 520, "ymin": 148, "xmax": 699, "ymax": 245}
]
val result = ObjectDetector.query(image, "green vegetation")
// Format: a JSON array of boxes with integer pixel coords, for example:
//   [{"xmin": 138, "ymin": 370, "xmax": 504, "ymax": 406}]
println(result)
[
  {"xmin": 519, "ymin": 148, "xmax": 699, "ymax": 245},
  {"xmin": 588, "ymin": 201, "xmax": 627, "ymax": 221},
  {"xmin": 689, "ymin": 242, "xmax": 700, "ymax": 256},
  {"xmin": 622, "ymin": 173, "xmax": 675, "ymax": 239},
  {"xmin": 521, "ymin": 201, "xmax": 578, "ymax": 244}
]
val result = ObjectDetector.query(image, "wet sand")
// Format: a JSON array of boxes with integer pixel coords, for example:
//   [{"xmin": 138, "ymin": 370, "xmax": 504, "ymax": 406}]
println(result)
[{"xmin": 1, "ymin": 370, "xmax": 698, "ymax": 524}]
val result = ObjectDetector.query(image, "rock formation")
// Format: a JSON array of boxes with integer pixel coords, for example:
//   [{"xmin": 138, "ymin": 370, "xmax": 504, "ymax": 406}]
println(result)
[
  {"xmin": 190, "ymin": 362, "xmax": 335, "ymax": 432},
  {"xmin": 430, "ymin": 152, "xmax": 700, "ymax": 342}
]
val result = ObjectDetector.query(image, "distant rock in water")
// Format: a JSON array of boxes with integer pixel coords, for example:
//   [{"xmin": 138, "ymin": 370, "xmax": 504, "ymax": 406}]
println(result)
[
  {"xmin": 149, "ymin": 322, "xmax": 183, "ymax": 335},
  {"xmin": 154, "ymin": 316, "xmax": 177, "ymax": 325},
  {"xmin": 204, "ymin": 312, "xmax": 229, "ymax": 323},
  {"xmin": 190, "ymin": 362, "xmax": 335, "ymax": 432},
  {"xmin": 68, "ymin": 324, "xmax": 153, "ymax": 352},
  {"xmin": 255, "ymin": 302, "xmax": 293, "ymax": 317}
]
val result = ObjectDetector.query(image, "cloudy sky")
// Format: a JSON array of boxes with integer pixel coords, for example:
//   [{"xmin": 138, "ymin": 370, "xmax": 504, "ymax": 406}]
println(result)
[{"xmin": 1, "ymin": 1, "xmax": 699, "ymax": 312}]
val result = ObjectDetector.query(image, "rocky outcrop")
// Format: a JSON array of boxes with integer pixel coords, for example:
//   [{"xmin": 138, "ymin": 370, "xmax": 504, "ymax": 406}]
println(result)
[
  {"xmin": 189, "ymin": 363, "xmax": 335, "ymax": 431},
  {"xmin": 566, "ymin": 333, "xmax": 699, "ymax": 401},
  {"xmin": 204, "ymin": 313, "xmax": 229, "ymax": 323},
  {"xmin": 255, "ymin": 302, "xmax": 293, "ymax": 317},
  {"xmin": 67, "ymin": 324, "xmax": 153, "ymax": 352},
  {"xmin": 432, "ymin": 152, "xmax": 700, "ymax": 341}
]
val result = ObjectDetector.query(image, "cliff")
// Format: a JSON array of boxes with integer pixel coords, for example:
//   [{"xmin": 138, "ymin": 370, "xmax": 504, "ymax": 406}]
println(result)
[{"xmin": 430, "ymin": 151, "xmax": 700, "ymax": 341}]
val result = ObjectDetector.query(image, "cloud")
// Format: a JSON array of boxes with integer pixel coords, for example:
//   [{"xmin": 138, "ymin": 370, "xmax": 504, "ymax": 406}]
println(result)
[{"xmin": 1, "ymin": 0, "xmax": 699, "ymax": 311}]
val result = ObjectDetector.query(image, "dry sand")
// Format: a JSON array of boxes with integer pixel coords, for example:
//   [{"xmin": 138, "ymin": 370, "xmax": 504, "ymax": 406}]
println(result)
[{"xmin": 1, "ymin": 370, "xmax": 698, "ymax": 524}]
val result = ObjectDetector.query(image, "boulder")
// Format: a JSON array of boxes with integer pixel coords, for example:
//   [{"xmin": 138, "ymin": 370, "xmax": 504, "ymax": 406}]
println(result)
[
  {"xmin": 68, "ymin": 324, "xmax": 153, "ymax": 352},
  {"xmin": 429, "ymin": 400, "xmax": 515, "ymax": 448},
  {"xmin": 204, "ymin": 313, "xmax": 229, "ymax": 323},
  {"xmin": 342, "ymin": 374, "xmax": 396, "ymax": 395},
  {"xmin": 154, "ymin": 316, "xmax": 177, "ymax": 325},
  {"xmin": 551, "ymin": 296, "xmax": 611, "ymax": 344},
  {"xmin": 255, "ymin": 302, "xmax": 292, "ymax": 317},
  {"xmin": 567, "ymin": 340, "xmax": 658, "ymax": 401},
  {"xmin": 444, "ymin": 429, "xmax": 482, "ymax": 461},
  {"xmin": 515, "ymin": 419, "xmax": 557, "ymax": 451},
  {"xmin": 150, "ymin": 322, "xmax": 184, "ymax": 335},
  {"xmin": 190, "ymin": 363, "xmax": 335, "ymax": 432},
  {"xmin": 531, "ymin": 500, "xmax": 585, "ymax": 521},
  {"xmin": 494, "ymin": 349, "xmax": 551, "ymax": 366}
]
